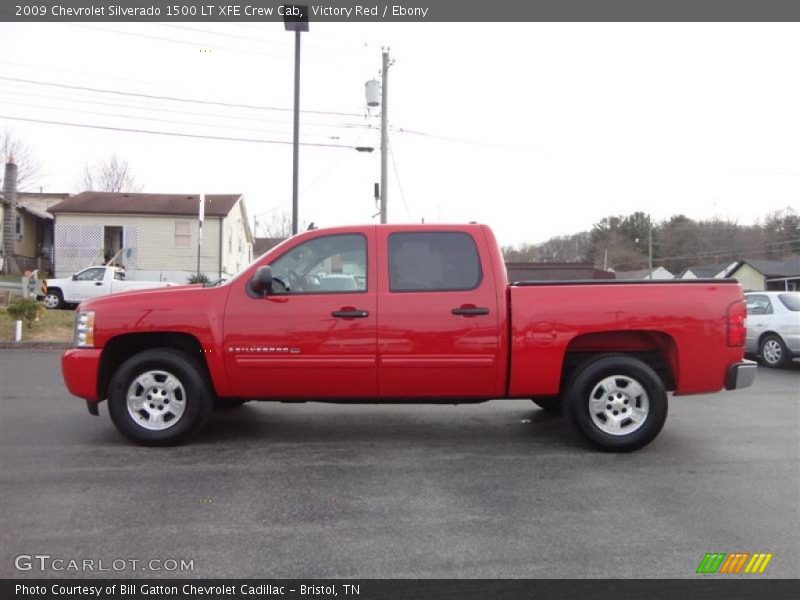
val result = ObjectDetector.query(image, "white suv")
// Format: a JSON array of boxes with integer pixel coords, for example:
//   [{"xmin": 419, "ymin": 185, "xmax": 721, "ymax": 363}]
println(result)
[{"xmin": 745, "ymin": 291, "xmax": 800, "ymax": 368}]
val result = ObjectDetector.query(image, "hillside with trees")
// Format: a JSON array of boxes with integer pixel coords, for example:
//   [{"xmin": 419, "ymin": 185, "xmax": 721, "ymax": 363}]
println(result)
[{"xmin": 502, "ymin": 208, "xmax": 800, "ymax": 274}]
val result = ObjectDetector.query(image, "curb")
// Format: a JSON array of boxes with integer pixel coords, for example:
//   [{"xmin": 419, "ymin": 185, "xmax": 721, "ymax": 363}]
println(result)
[{"xmin": 0, "ymin": 341, "xmax": 72, "ymax": 350}]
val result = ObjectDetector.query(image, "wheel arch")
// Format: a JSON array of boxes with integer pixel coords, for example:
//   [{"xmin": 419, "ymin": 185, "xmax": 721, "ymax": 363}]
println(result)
[
  {"xmin": 561, "ymin": 330, "xmax": 678, "ymax": 393},
  {"xmin": 757, "ymin": 330, "xmax": 783, "ymax": 347},
  {"xmin": 98, "ymin": 332, "xmax": 210, "ymax": 401}
]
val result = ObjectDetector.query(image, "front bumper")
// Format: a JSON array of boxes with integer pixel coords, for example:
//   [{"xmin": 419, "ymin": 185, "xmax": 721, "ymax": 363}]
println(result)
[
  {"xmin": 725, "ymin": 360, "xmax": 758, "ymax": 391},
  {"xmin": 62, "ymin": 348, "xmax": 103, "ymax": 402}
]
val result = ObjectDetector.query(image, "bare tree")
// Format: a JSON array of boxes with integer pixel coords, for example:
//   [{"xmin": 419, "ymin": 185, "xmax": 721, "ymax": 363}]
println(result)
[
  {"xmin": 255, "ymin": 212, "xmax": 307, "ymax": 239},
  {"xmin": 1, "ymin": 129, "xmax": 43, "ymax": 191},
  {"xmin": 78, "ymin": 155, "xmax": 143, "ymax": 192},
  {"xmin": 502, "ymin": 242, "xmax": 538, "ymax": 262}
]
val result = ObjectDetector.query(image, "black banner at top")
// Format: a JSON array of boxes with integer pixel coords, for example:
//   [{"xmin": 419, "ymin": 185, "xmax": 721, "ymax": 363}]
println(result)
[{"xmin": 3, "ymin": 0, "xmax": 800, "ymax": 22}]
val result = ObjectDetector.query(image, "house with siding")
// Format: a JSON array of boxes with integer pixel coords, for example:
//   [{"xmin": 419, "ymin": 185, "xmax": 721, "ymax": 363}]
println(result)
[
  {"xmin": 724, "ymin": 257, "xmax": 800, "ymax": 291},
  {"xmin": 678, "ymin": 262, "xmax": 736, "ymax": 279},
  {"xmin": 48, "ymin": 192, "xmax": 253, "ymax": 282},
  {"xmin": 1, "ymin": 158, "xmax": 66, "ymax": 275}
]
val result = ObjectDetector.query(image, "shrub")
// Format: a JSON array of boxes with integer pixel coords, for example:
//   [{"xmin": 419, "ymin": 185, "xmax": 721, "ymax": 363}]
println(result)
[
  {"xmin": 6, "ymin": 297, "xmax": 46, "ymax": 329},
  {"xmin": 187, "ymin": 273, "xmax": 210, "ymax": 284}
]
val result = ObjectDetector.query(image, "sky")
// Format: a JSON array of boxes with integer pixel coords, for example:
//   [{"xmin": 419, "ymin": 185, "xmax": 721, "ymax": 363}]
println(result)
[{"xmin": 1, "ymin": 22, "xmax": 799, "ymax": 246}]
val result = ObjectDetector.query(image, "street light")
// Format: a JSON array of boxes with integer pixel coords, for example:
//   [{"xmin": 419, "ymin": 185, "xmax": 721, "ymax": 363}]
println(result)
[{"xmin": 284, "ymin": 5, "xmax": 309, "ymax": 236}]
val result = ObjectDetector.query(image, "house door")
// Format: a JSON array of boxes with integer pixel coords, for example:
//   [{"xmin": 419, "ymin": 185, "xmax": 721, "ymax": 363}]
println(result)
[{"xmin": 103, "ymin": 226, "xmax": 123, "ymax": 264}]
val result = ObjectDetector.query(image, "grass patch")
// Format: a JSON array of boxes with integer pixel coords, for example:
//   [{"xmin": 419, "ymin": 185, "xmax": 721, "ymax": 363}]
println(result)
[{"xmin": 0, "ymin": 306, "xmax": 74, "ymax": 342}]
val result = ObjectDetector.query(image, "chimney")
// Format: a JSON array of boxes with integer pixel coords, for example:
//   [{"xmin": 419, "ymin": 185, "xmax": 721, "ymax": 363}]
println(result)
[{"xmin": 2, "ymin": 155, "xmax": 18, "ymax": 273}]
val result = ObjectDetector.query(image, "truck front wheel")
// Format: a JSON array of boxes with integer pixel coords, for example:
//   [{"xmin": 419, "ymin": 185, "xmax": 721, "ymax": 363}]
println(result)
[
  {"xmin": 564, "ymin": 355, "xmax": 668, "ymax": 452},
  {"xmin": 107, "ymin": 349, "xmax": 213, "ymax": 446},
  {"xmin": 42, "ymin": 289, "xmax": 64, "ymax": 309}
]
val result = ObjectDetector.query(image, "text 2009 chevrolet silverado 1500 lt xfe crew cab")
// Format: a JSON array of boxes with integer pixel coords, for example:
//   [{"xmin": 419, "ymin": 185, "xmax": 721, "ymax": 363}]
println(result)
[{"xmin": 61, "ymin": 224, "xmax": 756, "ymax": 451}]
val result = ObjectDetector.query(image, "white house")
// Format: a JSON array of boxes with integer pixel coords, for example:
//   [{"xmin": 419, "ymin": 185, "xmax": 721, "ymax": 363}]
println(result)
[
  {"xmin": 679, "ymin": 262, "xmax": 736, "ymax": 279},
  {"xmin": 613, "ymin": 266, "xmax": 674, "ymax": 280},
  {"xmin": 49, "ymin": 192, "xmax": 253, "ymax": 282}
]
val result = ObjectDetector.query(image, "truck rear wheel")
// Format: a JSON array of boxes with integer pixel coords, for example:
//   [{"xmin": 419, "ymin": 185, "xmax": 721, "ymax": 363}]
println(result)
[
  {"xmin": 108, "ymin": 349, "xmax": 213, "ymax": 446},
  {"xmin": 563, "ymin": 354, "xmax": 668, "ymax": 452}
]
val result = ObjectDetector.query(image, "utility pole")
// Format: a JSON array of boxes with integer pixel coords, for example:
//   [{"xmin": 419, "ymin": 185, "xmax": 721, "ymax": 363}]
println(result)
[
  {"xmin": 380, "ymin": 49, "xmax": 390, "ymax": 224},
  {"xmin": 197, "ymin": 194, "xmax": 204, "ymax": 278},
  {"xmin": 647, "ymin": 214, "xmax": 653, "ymax": 279}
]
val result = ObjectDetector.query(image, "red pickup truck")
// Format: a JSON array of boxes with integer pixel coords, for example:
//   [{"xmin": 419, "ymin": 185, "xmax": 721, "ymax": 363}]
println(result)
[{"xmin": 61, "ymin": 224, "xmax": 755, "ymax": 451}]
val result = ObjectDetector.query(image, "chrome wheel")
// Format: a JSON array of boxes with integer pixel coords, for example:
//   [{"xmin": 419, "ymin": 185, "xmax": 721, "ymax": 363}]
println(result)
[
  {"xmin": 126, "ymin": 370, "xmax": 186, "ymax": 431},
  {"xmin": 43, "ymin": 293, "xmax": 60, "ymax": 308},
  {"xmin": 762, "ymin": 339, "xmax": 782, "ymax": 366},
  {"xmin": 588, "ymin": 375, "xmax": 649, "ymax": 436}
]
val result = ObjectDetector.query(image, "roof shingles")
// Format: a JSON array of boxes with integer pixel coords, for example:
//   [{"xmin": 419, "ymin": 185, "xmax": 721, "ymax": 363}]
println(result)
[{"xmin": 48, "ymin": 192, "xmax": 241, "ymax": 217}]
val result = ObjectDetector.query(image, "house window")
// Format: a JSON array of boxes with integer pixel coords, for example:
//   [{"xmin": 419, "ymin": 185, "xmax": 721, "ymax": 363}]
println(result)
[
  {"xmin": 15, "ymin": 215, "xmax": 22, "ymax": 240},
  {"xmin": 174, "ymin": 222, "xmax": 191, "ymax": 247}
]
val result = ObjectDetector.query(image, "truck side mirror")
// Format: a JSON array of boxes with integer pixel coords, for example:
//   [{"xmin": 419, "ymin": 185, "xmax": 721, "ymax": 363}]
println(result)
[
  {"xmin": 249, "ymin": 266, "xmax": 273, "ymax": 296},
  {"xmin": 72, "ymin": 274, "xmax": 78, "ymax": 281}
]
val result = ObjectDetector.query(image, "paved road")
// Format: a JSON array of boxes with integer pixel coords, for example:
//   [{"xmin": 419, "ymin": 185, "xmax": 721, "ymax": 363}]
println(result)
[{"xmin": 1, "ymin": 350, "xmax": 798, "ymax": 579}]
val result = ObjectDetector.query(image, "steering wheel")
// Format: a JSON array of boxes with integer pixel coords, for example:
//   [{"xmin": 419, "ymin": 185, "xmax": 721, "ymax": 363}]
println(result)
[{"xmin": 286, "ymin": 269, "xmax": 304, "ymax": 292}]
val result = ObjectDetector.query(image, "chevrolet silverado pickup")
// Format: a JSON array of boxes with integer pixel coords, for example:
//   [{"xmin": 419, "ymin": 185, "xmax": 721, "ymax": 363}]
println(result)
[{"xmin": 60, "ymin": 224, "xmax": 756, "ymax": 451}]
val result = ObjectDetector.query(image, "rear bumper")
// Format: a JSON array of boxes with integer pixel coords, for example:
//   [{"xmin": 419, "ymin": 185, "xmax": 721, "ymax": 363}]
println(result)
[
  {"xmin": 725, "ymin": 360, "xmax": 758, "ymax": 391},
  {"xmin": 62, "ymin": 348, "xmax": 103, "ymax": 402}
]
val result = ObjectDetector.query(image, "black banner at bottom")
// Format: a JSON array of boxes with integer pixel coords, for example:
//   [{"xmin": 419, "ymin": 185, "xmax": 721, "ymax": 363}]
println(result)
[{"xmin": 2, "ymin": 579, "xmax": 800, "ymax": 600}]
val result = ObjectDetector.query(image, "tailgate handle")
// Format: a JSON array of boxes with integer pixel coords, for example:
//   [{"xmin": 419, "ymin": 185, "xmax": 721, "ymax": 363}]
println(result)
[
  {"xmin": 331, "ymin": 309, "xmax": 369, "ymax": 318},
  {"xmin": 451, "ymin": 306, "xmax": 490, "ymax": 316}
]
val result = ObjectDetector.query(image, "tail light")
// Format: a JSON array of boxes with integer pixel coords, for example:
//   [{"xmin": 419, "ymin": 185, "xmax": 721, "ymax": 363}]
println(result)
[{"xmin": 727, "ymin": 300, "xmax": 746, "ymax": 347}]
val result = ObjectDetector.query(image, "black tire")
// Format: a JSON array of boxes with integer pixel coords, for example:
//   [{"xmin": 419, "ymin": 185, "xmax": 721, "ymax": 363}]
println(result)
[
  {"xmin": 214, "ymin": 398, "xmax": 247, "ymax": 411},
  {"xmin": 107, "ymin": 349, "xmax": 214, "ymax": 446},
  {"xmin": 42, "ymin": 289, "xmax": 64, "ymax": 310},
  {"xmin": 759, "ymin": 334, "xmax": 789, "ymax": 368},
  {"xmin": 532, "ymin": 397, "xmax": 563, "ymax": 415},
  {"xmin": 563, "ymin": 354, "xmax": 668, "ymax": 452}
]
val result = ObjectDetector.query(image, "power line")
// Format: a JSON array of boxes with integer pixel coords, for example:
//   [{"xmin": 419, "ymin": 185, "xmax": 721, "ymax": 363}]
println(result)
[
  {"xmin": 302, "ymin": 130, "xmax": 370, "ymax": 193},
  {"xmin": 0, "ymin": 86, "xmax": 376, "ymax": 132},
  {"xmin": 0, "ymin": 114, "xmax": 356, "ymax": 148},
  {"xmin": 392, "ymin": 126, "xmax": 542, "ymax": 153},
  {"xmin": 0, "ymin": 97, "xmax": 343, "ymax": 141},
  {"xmin": 0, "ymin": 75, "xmax": 365, "ymax": 117},
  {"xmin": 388, "ymin": 141, "xmax": 412, "ymax": 219}
]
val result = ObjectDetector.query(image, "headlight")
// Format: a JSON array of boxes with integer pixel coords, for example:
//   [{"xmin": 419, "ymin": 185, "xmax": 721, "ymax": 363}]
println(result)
[{"xmin": 74, "ymin": 311, "xmax": 95, "ymax": 348}]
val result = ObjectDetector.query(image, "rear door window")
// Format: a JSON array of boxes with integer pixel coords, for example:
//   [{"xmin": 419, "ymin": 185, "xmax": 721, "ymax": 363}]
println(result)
[
  {"xmin": 746, "ymin": 295, "xmax": 772, "ymax": 315},
  {"xmin": 388, "ymin": 232, "xmax": 481, "ymax": 292}
]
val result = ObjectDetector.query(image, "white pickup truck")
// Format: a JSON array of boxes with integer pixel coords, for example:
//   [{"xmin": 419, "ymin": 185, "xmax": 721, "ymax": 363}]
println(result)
[{"xmin": 41, "ymin": 266, "xmax": 177, "ymax": 309}]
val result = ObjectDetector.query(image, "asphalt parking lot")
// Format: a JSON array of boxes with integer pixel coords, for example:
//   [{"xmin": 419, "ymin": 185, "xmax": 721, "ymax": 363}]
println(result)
[{"xmin": 0, "ymin": 350, "xmax": 798, "ymax": 579}]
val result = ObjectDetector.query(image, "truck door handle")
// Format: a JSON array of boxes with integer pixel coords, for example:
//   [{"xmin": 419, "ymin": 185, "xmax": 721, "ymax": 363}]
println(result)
[
  {"xmin": 451, "ymin": 306, "xmax": 490, "ymax": 316},
  {"xmin": 94, "ymin": 282, "xmax": 103, "ymax": 286},
  {"xmin": 331, "ymin": 309, "xmax": 369, "ymax": 318}
]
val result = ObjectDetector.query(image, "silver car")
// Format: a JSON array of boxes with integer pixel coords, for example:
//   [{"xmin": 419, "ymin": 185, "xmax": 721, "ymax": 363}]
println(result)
[{"xmin": 745, "ymin": 291, "xmax": 800, "ymax": 368}]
